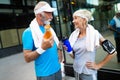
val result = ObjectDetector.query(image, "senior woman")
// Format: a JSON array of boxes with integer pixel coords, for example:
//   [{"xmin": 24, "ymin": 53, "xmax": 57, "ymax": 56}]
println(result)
[{"xmin": 66, "ymin": 9, "xmax": 116, "ymax": 80}]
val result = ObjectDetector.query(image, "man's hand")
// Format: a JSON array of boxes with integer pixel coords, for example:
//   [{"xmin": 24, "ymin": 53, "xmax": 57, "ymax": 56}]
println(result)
[{"xmin": 41, "ymin": 36, "xmax": 54, "ymax": 50}]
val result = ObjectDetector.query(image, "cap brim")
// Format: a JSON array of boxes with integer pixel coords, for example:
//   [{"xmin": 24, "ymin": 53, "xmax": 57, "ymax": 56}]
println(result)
[{"xmin": 44, "ymin": 8, "xmax": 56, "ymax": 12}]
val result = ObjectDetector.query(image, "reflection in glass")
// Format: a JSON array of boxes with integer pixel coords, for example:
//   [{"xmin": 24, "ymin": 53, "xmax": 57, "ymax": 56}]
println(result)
[
  {"xmin": 87, "ymin": 0, "xmax": 99, "ymax": 6},
  {"xmin": 0, "ymin": 29, "xmax": 19, "ymax": 48}
]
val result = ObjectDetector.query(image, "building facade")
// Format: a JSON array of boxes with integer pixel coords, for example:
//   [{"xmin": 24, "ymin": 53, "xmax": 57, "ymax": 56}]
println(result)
[
  {"xmin": 0, "ymin": 0, "xmax": 120, "ymax": 58},
  {"xmin": 0, "ymin": 0, "xmax": 120, "ymax": 50}
]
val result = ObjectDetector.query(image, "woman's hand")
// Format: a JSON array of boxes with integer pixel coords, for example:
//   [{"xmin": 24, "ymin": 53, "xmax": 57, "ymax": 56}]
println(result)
[
  {"xmin": 63, "ymin": 45, "xmax": 68, "ymax": 51},
  {"xmin": 86, "ymin": 62, "xmax": 102, "ymax": 70}
]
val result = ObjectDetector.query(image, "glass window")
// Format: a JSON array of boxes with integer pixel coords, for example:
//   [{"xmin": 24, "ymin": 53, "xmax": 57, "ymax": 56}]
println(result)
[
  {"xmin": 26, "ymin": 0, "xmax": 36, "ymax": 6},
  {"xmin": 56, "ymin": 0, "xmax": 74, "ymax": 39},
  {"xmin": 0, "ymin": 9, "xmax": 13, "ymax": 13},
  {"xmin": 10, "ymin": 0, "xmax": 23, "ymax": 5},
  {"xmin": 0, "ymin": 0, "xmax": 10, "ymax": 4},
  {"xmin": 18, "ymin": 28, "xmax": 26, "ymax": 45},
  {"xmin": 0, "ymin": 29, "xmax": 19, "ymax": 48},
  {"xmin": 0, "ymin": 35, "xmax": 2, "ymax": 48}
]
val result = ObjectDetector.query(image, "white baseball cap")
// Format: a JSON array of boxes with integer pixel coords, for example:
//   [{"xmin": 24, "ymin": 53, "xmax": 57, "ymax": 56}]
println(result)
[{"xmin": 34, "ymin": 3, "xmax": 56, "ymax": 14}]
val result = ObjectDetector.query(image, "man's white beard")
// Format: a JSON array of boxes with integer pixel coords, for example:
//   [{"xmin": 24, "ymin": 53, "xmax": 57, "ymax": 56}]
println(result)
[
  {"xmin": 41, "ymin": 12, "xmax": 52, "ymax": 25},
  {"xmin": 44, "ymin": 20, "xmax": 50, "ymax": 25}
]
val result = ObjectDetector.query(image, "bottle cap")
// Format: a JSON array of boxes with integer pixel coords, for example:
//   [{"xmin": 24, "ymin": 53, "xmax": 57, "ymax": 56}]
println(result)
[{"xmin": 45, "ymin": 24, "xmax": 51, "ymax": 29}]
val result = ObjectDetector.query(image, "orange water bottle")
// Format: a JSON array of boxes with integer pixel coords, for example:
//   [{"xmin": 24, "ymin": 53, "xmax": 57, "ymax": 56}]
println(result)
[{"xmin": 43, "ymin": 24, "xmax": 52, "ymax": 39}]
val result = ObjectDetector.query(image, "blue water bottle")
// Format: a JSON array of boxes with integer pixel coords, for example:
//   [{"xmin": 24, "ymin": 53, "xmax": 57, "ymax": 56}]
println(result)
[{"xmin": 62, "ymin": 37, "xmax": 72, "ymax": 53}]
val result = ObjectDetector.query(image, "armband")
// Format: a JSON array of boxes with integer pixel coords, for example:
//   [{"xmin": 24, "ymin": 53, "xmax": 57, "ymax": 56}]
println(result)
[{"xmin": 102, "ymin": 40, "xmax": 116, "ymax": 54}]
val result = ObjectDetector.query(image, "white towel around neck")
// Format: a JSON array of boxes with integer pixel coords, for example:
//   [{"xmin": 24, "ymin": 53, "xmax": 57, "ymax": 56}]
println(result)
[
  {"xmin": 30, "ymin": 18, "xmax": 59, "ymax": 48},
  {"xmin": 69, "ymin": 24, "xmax": 100, "ymax": 52}
]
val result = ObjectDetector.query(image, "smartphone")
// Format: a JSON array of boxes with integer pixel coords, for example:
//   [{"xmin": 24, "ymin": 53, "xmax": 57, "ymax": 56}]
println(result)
[{"xmin": 102, "ymin": 40, "xmax": 116, "ymax": 54}]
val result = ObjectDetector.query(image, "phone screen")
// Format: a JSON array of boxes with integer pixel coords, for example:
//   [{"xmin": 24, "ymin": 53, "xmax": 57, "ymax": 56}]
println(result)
[{"xmin": 102, "ymin": 40, "xmax": 115, "ymax": 54}]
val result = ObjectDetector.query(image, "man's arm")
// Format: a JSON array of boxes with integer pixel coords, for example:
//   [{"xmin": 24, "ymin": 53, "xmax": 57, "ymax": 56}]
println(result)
[
  {"xmin": 23, "ymin": 37, "xmax": 54, "ymax": 63},
  {"xmin": 108, "ymin": 24, "xmax": 120, "ymax": 34},
  {"xmin": 108, "ymin": 25, "xmax": 117, "ymax": 32},
  {"xmin": 23, "ymin": 50, "xmax": 39, "ymax": 63},
  {"xmin": 57, "ymin": 42, "xmax": 63, "ymax": 62}
]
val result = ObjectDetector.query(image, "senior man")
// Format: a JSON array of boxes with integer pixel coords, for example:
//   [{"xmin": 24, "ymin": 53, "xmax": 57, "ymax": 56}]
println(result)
[{"xmin": 22, "ymin": 1, "xmax": 62, "ymax": 80}]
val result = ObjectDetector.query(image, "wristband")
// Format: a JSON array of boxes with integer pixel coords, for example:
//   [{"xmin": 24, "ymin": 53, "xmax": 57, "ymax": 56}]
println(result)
[{"xmin": 36, "ymin": 47, "xmax": 45, "ymax": 54}]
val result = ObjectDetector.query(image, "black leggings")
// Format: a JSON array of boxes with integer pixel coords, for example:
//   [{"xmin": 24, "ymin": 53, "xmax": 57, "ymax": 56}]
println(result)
[{"xmin": 115, "ymin": 37, "xmax": 120, "ymax": 62}]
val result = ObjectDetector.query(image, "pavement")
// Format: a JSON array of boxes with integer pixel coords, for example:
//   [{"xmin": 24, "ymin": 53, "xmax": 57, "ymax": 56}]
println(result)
[{"xmin": 0, "ymin": 52, "xmax": 75, "ymax": 80}]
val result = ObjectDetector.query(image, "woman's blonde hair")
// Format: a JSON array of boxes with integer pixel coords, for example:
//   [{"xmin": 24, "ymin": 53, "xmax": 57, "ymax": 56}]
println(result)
[{"xmin": 73, "ymin": 9, "xmax": 93, "ymax": 22}]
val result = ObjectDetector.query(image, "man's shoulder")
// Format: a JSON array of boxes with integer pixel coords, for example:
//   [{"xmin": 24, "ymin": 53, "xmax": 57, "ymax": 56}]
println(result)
[
  {"xmin": 110, "ymin": 18, "xmax": 116, "ymax": 25},
  {"xmin": 22, "ymin": 27, "xmax": 32, "ymax": 37},
  {"xmin": 111, "ymin": 18, "xmax": 115, "ymax": 22},
  {"xmin": 23, "ymin": 27, "xmax": 31, "ymax": 33}
]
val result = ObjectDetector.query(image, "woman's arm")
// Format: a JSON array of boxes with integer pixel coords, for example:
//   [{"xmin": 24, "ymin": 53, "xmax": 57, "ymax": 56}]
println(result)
[{"xmin": 86, "ymin": 37, "xmax": 116, "ymax": 70}]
